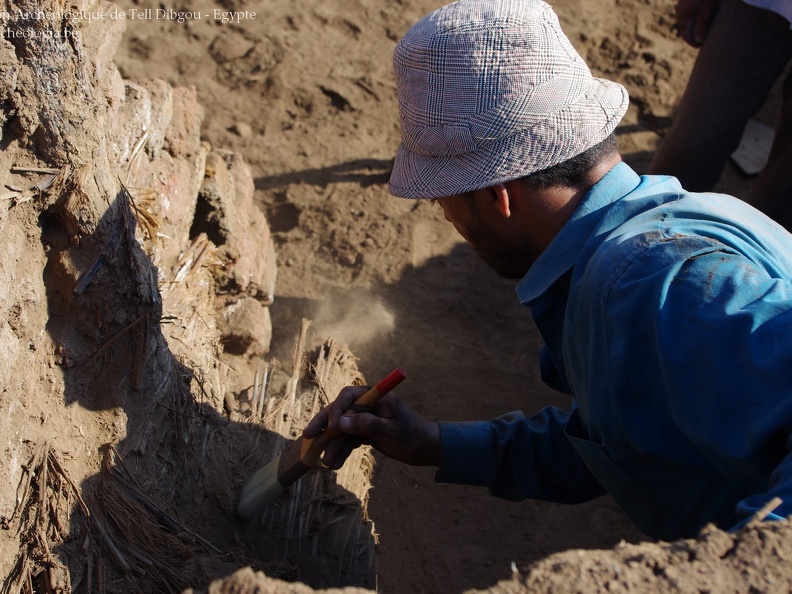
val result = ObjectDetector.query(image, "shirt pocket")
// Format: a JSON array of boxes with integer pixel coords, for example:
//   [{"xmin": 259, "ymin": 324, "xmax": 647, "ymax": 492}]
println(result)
[{"xmin": 563, "ymin": 410, "xmax": 685, "ymax": 540}]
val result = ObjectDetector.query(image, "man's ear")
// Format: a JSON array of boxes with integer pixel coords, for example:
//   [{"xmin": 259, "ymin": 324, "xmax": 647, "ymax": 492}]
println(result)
[{"xmin": 492, "ymin": 183, "xmax": 511, "ymax": 218}]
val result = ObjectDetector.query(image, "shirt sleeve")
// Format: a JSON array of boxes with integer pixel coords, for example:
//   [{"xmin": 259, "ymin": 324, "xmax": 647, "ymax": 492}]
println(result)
[{"xmin": 435, "ymin": 406, "xmax": 606, "ymax": 503}]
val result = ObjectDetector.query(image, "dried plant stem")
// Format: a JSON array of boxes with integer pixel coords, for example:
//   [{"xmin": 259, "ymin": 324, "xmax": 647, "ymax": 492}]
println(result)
[
  {"xmin": 747, "ymin": 497, "xmax": 784, "ymax": 526},
  {"xmin": 252, "ymin": 369, "xmax": 261, "ymax": 419},
  {"xmin": 3, "ymin": 444, "xmax": 91, "ymax": 594},
  {"xmin": 11, "ymin": 166, "xmax": 61, "ymax": 174},
  {"xmin": 90, "ymin": 310, "xmax": 153, "ymax": 360},
  {"xmin": 93, "ymin": 516, "xmax": 131, "ymax": 574}
]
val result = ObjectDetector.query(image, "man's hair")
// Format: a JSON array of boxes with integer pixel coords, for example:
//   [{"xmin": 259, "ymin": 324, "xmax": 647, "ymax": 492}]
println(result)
[{"xmin": 520, "ymin": 133, "xmax": 618, "ymax": 190}]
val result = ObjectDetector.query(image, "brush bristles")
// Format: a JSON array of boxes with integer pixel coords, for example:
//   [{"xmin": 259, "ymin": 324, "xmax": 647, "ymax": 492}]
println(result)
[{"xmin": 237, "ymin": 457, "xmax": 285, "ymax": 518}]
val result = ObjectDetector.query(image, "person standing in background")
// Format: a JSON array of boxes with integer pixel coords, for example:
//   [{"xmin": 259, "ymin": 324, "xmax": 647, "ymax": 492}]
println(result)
[{"xmin": 648, "ymin": 0, "xmax": 792, "ymax": 230}]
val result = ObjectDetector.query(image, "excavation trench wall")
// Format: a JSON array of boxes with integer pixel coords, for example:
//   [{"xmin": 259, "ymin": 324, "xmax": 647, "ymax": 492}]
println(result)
[{"xmin": 0, "ymin": 2, "xmax": 376, "ymax": 591}]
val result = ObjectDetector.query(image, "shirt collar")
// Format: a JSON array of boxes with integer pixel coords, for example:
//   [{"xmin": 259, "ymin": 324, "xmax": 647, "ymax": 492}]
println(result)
[{"xmin": 516, "ymin": 161, "xmax": 642, "ymax": 304}]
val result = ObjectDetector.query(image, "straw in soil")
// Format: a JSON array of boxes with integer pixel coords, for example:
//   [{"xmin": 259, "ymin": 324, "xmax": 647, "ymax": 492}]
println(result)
[{"xmin": 2, "ymin": 443, "xmax": 88, "ymax": 594}]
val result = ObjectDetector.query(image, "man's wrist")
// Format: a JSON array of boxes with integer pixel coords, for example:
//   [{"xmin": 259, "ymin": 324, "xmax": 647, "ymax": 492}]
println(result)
[{"xmin": 418, "ymin": 420, "xmax": 441, "ymax": 466}]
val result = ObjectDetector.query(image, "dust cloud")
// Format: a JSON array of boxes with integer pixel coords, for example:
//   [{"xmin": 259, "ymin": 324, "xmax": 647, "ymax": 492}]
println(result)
[{"xmin": 312, "ymin": 287, "xmax": 395, "ymax": 350}]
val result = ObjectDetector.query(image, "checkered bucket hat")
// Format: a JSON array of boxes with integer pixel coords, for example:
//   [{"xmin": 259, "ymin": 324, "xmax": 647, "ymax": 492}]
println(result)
[{"xmin": 388, "ymin": 0, "xmax": 629, "ymax": 199}]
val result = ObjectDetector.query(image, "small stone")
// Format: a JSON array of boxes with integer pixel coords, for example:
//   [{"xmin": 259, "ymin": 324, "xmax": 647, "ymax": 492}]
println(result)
[
  {"xmin": 230, "ymin": 122, "xmax": 253, "ymax": 138},
  {"xmin": 210, "ymin": 35, "xmax": 256, "ymax": 63}
]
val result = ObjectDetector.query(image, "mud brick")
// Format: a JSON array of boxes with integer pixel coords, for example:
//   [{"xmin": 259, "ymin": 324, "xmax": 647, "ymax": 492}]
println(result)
[
  {"xmin": 136, "ymin": 145, "xmax": 210, "ymax": 273},
  {"xmin": 219, "ymin": 296, "xmax": 273, "ymax": 356},
  {"xmin": 103, "ymin": 65, "xmax": 127, "ymax": 133},
  {"xmin": 164, "ymin": 86, "xmax": 205, "ymax": 159},
  {"xmin": 114, "ymin": 81, "xmax": 152, "ymax": 165},
  {"xmin": 196, "ymin": 149, "xmax": 277, "ymax": 301},
  {"xmin": 79, "ymin": 1, "xmax": 126, "ymax": 84},
  {"xmin": 137, "ymin": 79, "xmax": 174, "ymax": 159}
]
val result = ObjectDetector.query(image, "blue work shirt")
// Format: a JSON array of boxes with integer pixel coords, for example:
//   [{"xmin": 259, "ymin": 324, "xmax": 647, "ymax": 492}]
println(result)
[{"xmin": 436, "ymin": 162, "xmax": 792, "ymax": 540}]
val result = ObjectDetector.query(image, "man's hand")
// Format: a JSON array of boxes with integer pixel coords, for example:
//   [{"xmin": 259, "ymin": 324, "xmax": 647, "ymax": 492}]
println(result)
[
  {"xmin": 676, "ymin": 0, "xmax": 719, "ymax": 47},
  {"xmin": 303, "ymin": 385, "xmax": 441, "ymax": 470}
]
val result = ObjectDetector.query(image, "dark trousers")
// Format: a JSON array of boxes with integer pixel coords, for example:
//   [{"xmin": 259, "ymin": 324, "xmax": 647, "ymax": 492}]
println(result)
[{"xmin": 648, "ymin": 0, "xmax": 792, "ymax": 230}]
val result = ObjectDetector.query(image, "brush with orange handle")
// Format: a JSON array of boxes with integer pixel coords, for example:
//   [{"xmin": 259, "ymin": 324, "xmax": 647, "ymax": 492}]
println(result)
[{"xmin": 237, "ymin": 368, "xmax": 406, "ymax": 517}]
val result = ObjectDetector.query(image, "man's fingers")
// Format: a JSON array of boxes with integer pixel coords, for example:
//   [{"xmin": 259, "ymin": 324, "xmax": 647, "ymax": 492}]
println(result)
[
  {"xmin": 321, "ymin": 413, "xmax": 388, "ymax": 468},
  {"xmin": 681, "ymin": 18, "xmax": 696, "ymax": 45},
  {"xmin": 337, "ymin": 412, "xmax": 389, "ymax": 438},
  {"xmin": 693, "ymin": 7, "xmax": 713, "ymax": 45},
  {"xmin": 328, "ymin": 386, "xmax": 371, "ymax": 429},
  {"xmin": 674, "ymin": 0, "xmax": 716, "ymax": 47},
  {"xmin": 326, "ymin": 439, "xmax": 360, "ymax": 470},
  {"xmin": 304, "ymin": 408, "xmax": 329, "ymax": 438},
  {"xmin": 675, "ymin": 0, "xmax": 717, "ymax": 47},
  {"xmin": 675, "ymin": 0, "xmax": 694, "ymax": 41},
  {"xmin": 321, "ymin": 434, "xmax": 362, "ymax": 470},
  {"xmin": 303, "ymin": 385, "xmax": 371, "ymax": 438}
]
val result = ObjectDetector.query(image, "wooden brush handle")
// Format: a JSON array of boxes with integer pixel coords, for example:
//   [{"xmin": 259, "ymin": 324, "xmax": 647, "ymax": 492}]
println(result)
[{"xmin": 299, "ymin": 368, "xmax": 406, "ymax": 466}]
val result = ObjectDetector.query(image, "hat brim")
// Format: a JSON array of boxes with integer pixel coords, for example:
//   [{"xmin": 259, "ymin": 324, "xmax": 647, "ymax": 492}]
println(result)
[{"xmin": 388, "ymin": 77, "xmax": 629, "ymax": 199}]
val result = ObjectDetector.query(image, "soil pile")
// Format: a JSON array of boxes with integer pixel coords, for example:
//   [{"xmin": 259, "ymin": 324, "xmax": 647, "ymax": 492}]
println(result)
[
  {"xmin": 206, "ymin": 515, "xmax": 792, "ymax": 594},
  {"xmin": 518, "ymin": 515, "xmax": 792, "ymax": 594}
]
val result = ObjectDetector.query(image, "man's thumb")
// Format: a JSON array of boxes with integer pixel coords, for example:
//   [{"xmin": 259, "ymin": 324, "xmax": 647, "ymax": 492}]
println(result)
[
  {"xmin": 338, "ymin": 413, "xmax": 383, "ymax": 437},
  {"xmin": 338, "ymin": 415, "xmax": 354, "ymax": 432}
]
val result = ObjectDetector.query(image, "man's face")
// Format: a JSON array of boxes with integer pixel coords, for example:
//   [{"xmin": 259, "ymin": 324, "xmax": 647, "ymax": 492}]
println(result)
[{"xmin": 436, "ymin": 190, "xmax": 537, "ymax": 279}]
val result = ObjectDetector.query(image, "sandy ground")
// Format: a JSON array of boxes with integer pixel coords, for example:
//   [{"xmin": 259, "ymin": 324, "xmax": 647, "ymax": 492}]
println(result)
[{"xmin": 100, "ymin": 0, "xmax": 776, "ymax": 591}]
